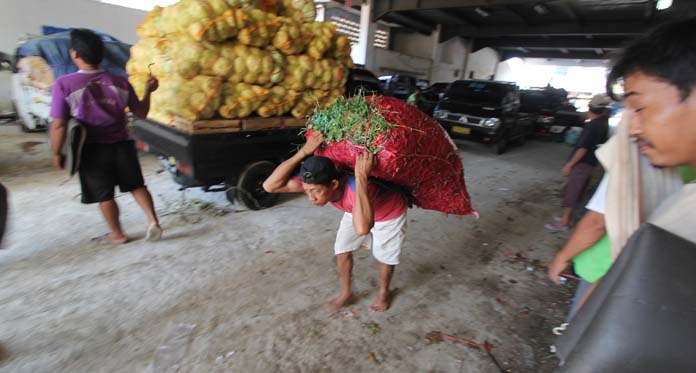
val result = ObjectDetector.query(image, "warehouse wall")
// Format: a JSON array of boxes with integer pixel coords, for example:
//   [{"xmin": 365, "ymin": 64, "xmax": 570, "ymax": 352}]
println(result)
[
  {"xmin": 494, "ymin": 58, "xmax": 521, "ymax": 83},
  {"xmin": 431, "ymin": 36, "xmax": 469, "ymax": 83},
  {"xmin": 385, "ymin": 31, "xmax": 470, "ymax": 83},
  {"xmin": 391, "ymin": 31, "xmax": 434, "ymax": 60},
  {"xmin": 0, "ymin": 0, "xmax": 146, "ymax": 53},
  {"xmin": 374, "ymin": 48, "xmax": 431, "ymax": 79},
  {"xmin": 464, "ymin": 47, "xmax": 499, "ymax": 80},
  {"xmin": 0, "ymin": 0, "xmax": 146, "ymax": 111}
]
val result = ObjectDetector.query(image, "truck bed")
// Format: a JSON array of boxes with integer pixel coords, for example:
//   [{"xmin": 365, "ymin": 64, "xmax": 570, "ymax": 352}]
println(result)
[{"xmin": 132, "ymin": 117, "xmax": 305, "ymax": 187}]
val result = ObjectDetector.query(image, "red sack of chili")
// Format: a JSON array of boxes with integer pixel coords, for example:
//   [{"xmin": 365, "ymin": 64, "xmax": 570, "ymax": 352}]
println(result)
[{"xmin": 306, "ymin": 95, "xmax": 476, "ymax": 216}]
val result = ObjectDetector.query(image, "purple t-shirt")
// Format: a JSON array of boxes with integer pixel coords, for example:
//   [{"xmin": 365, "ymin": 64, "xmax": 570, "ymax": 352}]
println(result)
[{"xmin": 50, "ymin": 70, "xmax": 142, "ymax": 144}]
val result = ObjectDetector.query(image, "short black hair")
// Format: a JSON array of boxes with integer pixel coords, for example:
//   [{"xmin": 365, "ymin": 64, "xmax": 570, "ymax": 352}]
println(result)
[
  {"xmin": 589, "ymin": 107, "xmax": 608, "ymax": 116},
  {"xmin": 300, "ymin": 156, "xmax": 340, "ymax": 186},
  {"xmin": 70, "ymin": 29, "xmax": 104, "ymax": 66},
  {"xmin": 607, "ymin": 17, "xmax": 696, "ymax": 102}
]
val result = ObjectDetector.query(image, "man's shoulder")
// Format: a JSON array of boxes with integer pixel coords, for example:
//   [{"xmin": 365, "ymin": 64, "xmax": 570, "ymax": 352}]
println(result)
[
  {"xmin": 107, "ymin": 73, "xmax": 129, "ymax": 84},
  {"xmin": 589, "ymin": 117, "xmax": 609, "ymax": 128},
  {"xmin": 54, "ymin": 72, "xmax": 81, "ymax": 86}
]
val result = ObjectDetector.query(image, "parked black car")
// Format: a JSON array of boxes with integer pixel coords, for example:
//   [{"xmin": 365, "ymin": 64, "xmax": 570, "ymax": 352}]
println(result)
[
  {"xmin": 420, "ymin": 82, "xmax": 449, "ymax": 116},
  {"xmin": 416, "ymin": 79, "xmax": 429, "ymax": 90},
  {"xmin": 346, "ymin": 68, "xmax": 383, "ymax": 96},
  {"xmin": 378, "ymin": 74, "xmax": 417, "ymax": 100},
  {"xmin": 519, "ymin": 87, "xmax": 584, "ymax": 138},
  {"xmin": 434, "ymin": 80, "xmax": 534, "ymax": 154}
]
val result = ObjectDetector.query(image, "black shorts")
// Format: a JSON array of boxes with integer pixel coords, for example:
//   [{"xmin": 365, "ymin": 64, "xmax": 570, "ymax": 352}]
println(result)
[{"xmin": 79, "ymin": 140, "xmax": 145, "ymax": 204}]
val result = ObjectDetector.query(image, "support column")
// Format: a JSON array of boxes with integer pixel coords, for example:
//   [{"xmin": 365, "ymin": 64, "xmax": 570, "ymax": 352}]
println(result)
[
  {"xmin": 352, "ymin": 0, "xmax": 377, "ymax": 71},
  {"xmin": 461, "ymin": 38, "xmax": 473, "ymax": 79},
  {"xmin": 315, "ymin": 4, "xmax": 325, "ymax": 22},
  {"xmin": 428, "ymin": 25, "xmax": 442, "ymax": 82}
]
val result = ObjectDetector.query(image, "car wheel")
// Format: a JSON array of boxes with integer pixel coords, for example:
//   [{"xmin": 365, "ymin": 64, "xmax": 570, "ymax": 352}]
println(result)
[{"xmin": 236, "ymin": 161, "xmax": 279, "ymax": 210}]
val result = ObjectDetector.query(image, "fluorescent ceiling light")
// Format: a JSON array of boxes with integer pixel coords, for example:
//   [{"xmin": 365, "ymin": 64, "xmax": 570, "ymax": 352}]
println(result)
[
  {"xmin": 656, "ymin": 0, "xmax": 672, "ymax": 10},
  {"xmin": 474, "ymin": 7, "xmax": 490, "ymax": 17}
]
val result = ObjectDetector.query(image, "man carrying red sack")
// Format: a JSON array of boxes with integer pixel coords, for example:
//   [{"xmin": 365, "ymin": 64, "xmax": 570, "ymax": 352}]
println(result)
[{"xmin": 263, "ymin": 132, "xmax": 408, "ymax": 312}]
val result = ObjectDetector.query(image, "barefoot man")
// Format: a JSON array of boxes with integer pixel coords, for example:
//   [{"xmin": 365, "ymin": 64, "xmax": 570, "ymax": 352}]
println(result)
[
  {"xmin": 50, "ymin": 29, "xmax": 162, "ymax": 244},
  {"xmin": 263, "ymin": 132, "xmax": 408, "ymax": 311}
]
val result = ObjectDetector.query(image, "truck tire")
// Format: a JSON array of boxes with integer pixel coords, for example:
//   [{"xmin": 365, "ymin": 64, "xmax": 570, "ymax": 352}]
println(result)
[{"xmin": 236, "ymin": 161, "xmax": 279, "ymax": 210}]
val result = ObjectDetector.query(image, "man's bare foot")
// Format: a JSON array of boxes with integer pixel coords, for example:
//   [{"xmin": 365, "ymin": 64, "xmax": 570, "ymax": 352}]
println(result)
[
  {"xmin": 370, "ymin": 291, "xmax": 391, "ymax": 312},
  {"xmin": 327, "ymin": 292, "xmax": 352, "ymax": 310},
  {"xmin": 107, "ymin": 232, "xmax": 129, "ymax": 244}
]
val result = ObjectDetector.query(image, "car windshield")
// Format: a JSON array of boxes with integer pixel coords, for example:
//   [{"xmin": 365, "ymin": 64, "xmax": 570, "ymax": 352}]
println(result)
[
  {"xmin": 396, "ymin": 76, "xmax": 413, "ymax": 84},
  {"xmin": 427, "ymin": 83, "xmax": 449, "ymax": 93},
  {"xmin": 447, "ymin": 81, "xmax": 507, "ymax": 105},
  {"xmin": 520, "ymin": 89, "xmax": 566, "ymax": 112}
]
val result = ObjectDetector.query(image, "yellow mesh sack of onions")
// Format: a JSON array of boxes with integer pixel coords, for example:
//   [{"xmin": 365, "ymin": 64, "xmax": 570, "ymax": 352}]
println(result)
[
  {"xmin": 278, "ymin": 0, "xmax": 316, "ymax": 23},
  {"xmin": 224, "ymin": 45, "xmax": 286, "ymax": 86},
  {"xmin": 126, "ymin": 36, "xmax": 221, "ymax": 79},
  {"xmin": 272, "ymin": 18, "xmax": 313, "ymax": 55},
  {"xmin": 158, "ymin": 0, "xmax": 258, "ymax": 42},
  {"xmin": 236, "ymin": 12, "xmax": 281, "ymax": 47},
  {"xmin": 306, "ymin": 58, "xmax": 349, "ymax": 90},
  {"xmin": 330, "ymin": 34, "xmax": 354, "ymax": 67},
  {"xmin": 219, "ymin": 83, "xmax": 270, "ymax": 118},
  {"xmin": 256, "ymin": 86, "xmax": 300, "ymax": 117},
  {"xmin": 290, "ymin": 89, "xmax": 326, "ymax": 119},
  {"xmin": 136, "ymin": 6, "xmax": 167, "ymax": 38},
  {"xmin": 129, "ymin": 74, "xmax": 223, "ymax": 123},
  {"xmin": 304, "ymin": 22, "xmax": 336, "ymax": 59},
  {"xmin": 279, "ymin": 54, "xmax": 316, "ymax": 91}
]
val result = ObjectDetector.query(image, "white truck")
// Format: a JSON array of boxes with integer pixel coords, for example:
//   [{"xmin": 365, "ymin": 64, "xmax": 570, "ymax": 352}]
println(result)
[
  {"xmin": 11, "ymin": 56, "xmax": 53, "ymax": 131},
  {"xmin": 9, "ymin": 30, "xmax": 131, "ymax": 132}
]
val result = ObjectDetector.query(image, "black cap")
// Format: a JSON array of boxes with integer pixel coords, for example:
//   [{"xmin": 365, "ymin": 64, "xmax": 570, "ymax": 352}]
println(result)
[{"xmin": 300, "ymin": 156, "xmax": 339, "ymax": 185}]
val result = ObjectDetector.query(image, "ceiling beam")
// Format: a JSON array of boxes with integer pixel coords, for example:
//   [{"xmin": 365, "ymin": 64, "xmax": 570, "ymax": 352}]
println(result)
[
  {"xmin": 501, "ymin": 49, "xmax": 610, "ymax": 60},
  {"xmin": 505, "ymin": 4, "xmax": 530, "ymax": 25},
  {"xmin": 374, "ymin": 0, "xmax": 540, "ymax": 20},
  {"xmin": 556, "ymin": 0, "xmax": 579, "ymax": 22},
  {"xmin": 472, "ymin": 36, "xmax": 633, "ymax": 51},
  {"xmin": 431, "ymin": 8, "xmax": 477, "ymax": 27},
  {"xmin": 441, "ymin": 20, "xmax": 651, "ymax": 40},
  {"xmin": 382, "ymin": 12, "xmax": 435, "ymax": 34}
]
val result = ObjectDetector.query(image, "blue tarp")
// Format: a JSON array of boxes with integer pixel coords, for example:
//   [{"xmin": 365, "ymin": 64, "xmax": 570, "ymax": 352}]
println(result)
[{"xmin": 16, "ymin": 28, "xmax": 130, "ymax": 79}]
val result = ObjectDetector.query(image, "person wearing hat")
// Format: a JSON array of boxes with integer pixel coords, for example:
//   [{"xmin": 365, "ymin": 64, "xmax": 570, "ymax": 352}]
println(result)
[
  {"xmin": 545, "ymin": 94, "xmax": 611, "ymax": 231},
  {"xmin": 263, "ymin": 132, "xmax": 408, "ymax": 312}
]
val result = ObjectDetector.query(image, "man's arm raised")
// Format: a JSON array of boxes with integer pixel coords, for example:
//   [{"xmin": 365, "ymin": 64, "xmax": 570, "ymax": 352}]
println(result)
[
  {"xmin": 352, "ymin": 152, "xmax": 376, "ymax": 236},
  {"xmin": 263, "ymin": 132, "xmax": 324, "ymax": 193}
]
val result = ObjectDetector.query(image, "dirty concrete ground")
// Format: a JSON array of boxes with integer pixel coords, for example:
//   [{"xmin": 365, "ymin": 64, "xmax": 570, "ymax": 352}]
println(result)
[{"xmin": 0, "ymin": 122, "xmax": 594, "ymax": 372}]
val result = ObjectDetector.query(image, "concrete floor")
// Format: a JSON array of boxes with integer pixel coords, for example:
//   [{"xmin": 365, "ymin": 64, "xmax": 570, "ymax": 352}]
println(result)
[{"xmin": 0, "ymin": 122, "xmax": 582, "ymax": 372}]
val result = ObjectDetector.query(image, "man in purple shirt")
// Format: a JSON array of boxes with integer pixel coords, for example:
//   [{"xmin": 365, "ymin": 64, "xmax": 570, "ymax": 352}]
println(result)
[{"xmin": 50, "ymin": 29, "xmax": 161, "ymax": 244}]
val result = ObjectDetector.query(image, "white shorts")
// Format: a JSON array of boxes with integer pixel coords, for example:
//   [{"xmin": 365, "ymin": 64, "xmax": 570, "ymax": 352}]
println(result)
[{"xmin": 333, "ymin": 212, "xmax": 407, "ymax": 265}]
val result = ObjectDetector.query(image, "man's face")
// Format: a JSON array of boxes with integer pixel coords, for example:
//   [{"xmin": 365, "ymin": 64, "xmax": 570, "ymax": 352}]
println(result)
[
  {"xmin": 623, "ymin": 71, "xmax": 696, "ymax": 167},
  {"xmin": 302, "ymin": 181, "xmax": 338, "ymax": 206}
]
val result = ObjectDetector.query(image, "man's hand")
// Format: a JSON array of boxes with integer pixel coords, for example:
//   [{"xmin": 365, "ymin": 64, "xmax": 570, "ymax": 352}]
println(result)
[
  {"xmin": 52, "ymin": 154, "xmax": 65, "ymax": 170},
  {"xmin": 145, "ymin": 76, "xmax": 159, "ymax": 94},
  {"xmin": 300, "ymin": 131, "xmax": 324, "ymax": 157},
  {"xmin": 354, "ymin": 151, "xmax": 376, "ymax": 178},
  {"xmin": 562, "ymin": 163, "xmax": 573, "ymax": 177},
  {"xmin": 547, "ymin": 254, "xmax": 570, "ymax": 285}
]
